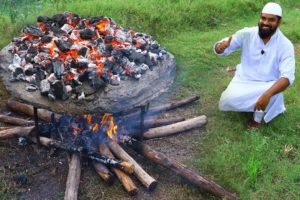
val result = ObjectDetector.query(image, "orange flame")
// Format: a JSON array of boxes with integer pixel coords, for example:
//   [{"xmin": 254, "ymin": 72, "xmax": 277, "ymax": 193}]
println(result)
[{"xmin": 100, "ymin": 114, "xmax": 118, "ymax": 139}]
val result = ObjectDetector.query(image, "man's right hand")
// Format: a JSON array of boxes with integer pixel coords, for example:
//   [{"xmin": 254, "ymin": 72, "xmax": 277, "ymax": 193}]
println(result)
[{"xmin": 215, "ymin": 36, "xmax": 232, "ymax": 54}]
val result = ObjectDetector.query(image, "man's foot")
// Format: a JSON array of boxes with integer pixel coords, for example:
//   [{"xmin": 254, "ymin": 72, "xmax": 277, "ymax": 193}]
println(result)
[{"xmin": 247, "ymin": 119, "xmax": 262, "ymax": 129}]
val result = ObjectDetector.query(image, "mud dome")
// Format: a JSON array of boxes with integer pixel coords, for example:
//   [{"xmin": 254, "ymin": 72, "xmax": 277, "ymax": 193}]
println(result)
[{"xmin": 0, "ymin": 44, "xmax": 176, "ymax": 114}]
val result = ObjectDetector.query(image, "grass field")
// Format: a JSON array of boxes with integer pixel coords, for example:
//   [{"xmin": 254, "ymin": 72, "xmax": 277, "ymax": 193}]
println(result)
[{"xmin": 0, "ymin": 0, "xmax": 300, "ymax": 199}]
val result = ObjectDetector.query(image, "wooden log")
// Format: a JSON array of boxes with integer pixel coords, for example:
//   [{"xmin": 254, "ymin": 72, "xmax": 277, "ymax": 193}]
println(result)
[
  {"xmin": 107, "ymin": 140, "xmax": 157, "ymax": 191},
  {"xmin": 125, "ymin": 96, "xmax": 199, "ymax": 119},
  {"xmin": 122, "ymin": 137, "xmax": 239, "ymax": 200},
  {"xmin": 137, "ymin": 116, "xmax": 185, "ymax": 129},
  {"xmin": 0, "ymin": 126, "xmax": 16, "ymax": 131},
  {"xmin": 64, "ymin": 153, "xmax": 81, "ymax": 200},
  {"xmin": 93, "ymin": 161, "xmax": 114, "ymax": 185},
  {"xmin": 0, "ymin": 114, "xmax": 34, "ymax": 126},
  {"xmin": 0, "ymin": 126, "xmax": 34, "ymax": 139},
  {"xmin": 99, "ymin": 142, "xmax": 138, "ymax": 195},
  {"xmin": 7, "ymin": 99, "xmax": 61, "ymax": 122},
  {"xmin": 143, "ymin": 115, "xmax": 207, "ymax": 139},
  {"xmin": 149, "ymin": 95, "xmax": 199, "ymax": 113}
]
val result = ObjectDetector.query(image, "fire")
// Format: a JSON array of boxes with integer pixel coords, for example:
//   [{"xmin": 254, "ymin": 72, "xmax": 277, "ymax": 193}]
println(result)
[{"xmin": 100, "ymin": 113, "xmax": 118, "ymax": 139}]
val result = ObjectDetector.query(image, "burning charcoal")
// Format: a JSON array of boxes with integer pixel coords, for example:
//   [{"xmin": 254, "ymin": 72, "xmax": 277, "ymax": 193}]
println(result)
[
  {"xmin": 54, "ymin": 40, "xmax": 71, "ymax": 52},
  {"xmin": 35, "ymin": 65, "xmax": 46, "ymax": 82},
  {"xmin": 41, "ymin": 35, "xmax": 53, "ymax": 43},
  {"xmin": 25, "ymin": 75, "xmax": 36, "ymax": 84},
  {"xmin": 27, "ymin": 46, "xmax": 38, "ymax": 55},
  {"xmin": 70, "ymin": 60, "xmax": 88, "ymax": 69},
  {"xmin": 50, "ymin": 26, "xmax": 67, "ymax": 36},
  {"xmin": 105, "ymin": 35, "xmax": 113, "ymax": 43},
  {"xmin": 40, "ymin": 79, "xmax": 50, "ymax": 95},
  {"xmin": 89, "ymin": 71, "xmax": 105, "ymax": 89},
  {"xmin": 24, "ymin": 63, "xmax": 35, "ymax": 76},
  {"xmin": 80, "ymin": 29, "xmax": 96, "ymax": 40},
  {"xmin": 128, "ymin": 50, "xmax": 145, "ymax": 64},
  {"xmin": 52, "ymin": 14, "xmax": 67, "ymax": 27},
  {"xmin": 76, "ymin": 21, "xmax": 86, "ymax": 29},
  {"xmin": 53, "ymin": 60, "xmax": 64, "ymax": 78},
  {"xmin": 13, "ymin": 54, "xmax": 22, "ymax": 66},
  {"xmin": 45, "ymin": 61, "xmax": 54, "ymax": 74},
  {"xmin": 96, "ymin": 38, "xmax": 103, "ymax": 45},
  {"xmin": 26, "ymin": 84, "xmax": 38, "ymax": 92},
  {"xmin": 66, "ymin": 85, "xmax": 72, "ymax": 93},
  {"xmin": 138, "ymin": 63, "xmax": 149, "ymax": 74},
  {"xmin": 48, "ymin": 90, "xmax": 56, "ymax": 101},
  {"xmin": 61, "ymin": 24, "xmax": 74, "ymax": 33},
  {"xmin": 25, "ymin": 54, "xmax": 35, "ymax": 63},
  {"xmin": 90, "ymin": 16, "xmax": 103, "ymax": 25},
  {"xmin": 134, "ymin": 73, "xmax": 141, "ymax": 79},
  {"xmin": 144, "ymin": 53, "xmax": 155, "ymax": 68},
  {"xmin": 37, "ymin": 16, "xmax": 52, "ymax": 24},
  {"xmin": 22, "ymin": 25, "xmax": 44, "ymax": 37},
  {"xmin": 78, "ymin": 71, "xmax": 89, "ymax": 82},
  {"xmin": 78, "ymin": 47, "xmax": 88, "ymax": 57},
  {"xmin": 105, "ymin": 44, "xmax": 113, "ymax": 52},
  {"xmin": 51, "ymin": 80, "xmax": 69, "ymax": 100},
  {"xmin": 71, "ymin": 79, "xmax": 82, "ymax": 88},
  {"xmin": 110, "ymin": 75, "xmax": 121, "ymax": 85},
  {"xmin": 12, "ymin": 67, "xmax": 24, "ymax": 77},
  {"xmin": 47, "ymin": 73, "xmax": 57, "ymax": 83}
]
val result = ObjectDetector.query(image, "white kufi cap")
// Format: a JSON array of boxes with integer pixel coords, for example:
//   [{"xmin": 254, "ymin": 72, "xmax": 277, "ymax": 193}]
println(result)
[{"xmin": 262, "ymin": 2, "xmax": 282, "ymax": 17}]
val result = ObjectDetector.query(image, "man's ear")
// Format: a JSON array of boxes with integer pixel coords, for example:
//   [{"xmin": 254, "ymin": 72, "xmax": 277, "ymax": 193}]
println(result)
[{"xmin": 278, "ymin": 18, "xmax": 282, "ymax": 26}]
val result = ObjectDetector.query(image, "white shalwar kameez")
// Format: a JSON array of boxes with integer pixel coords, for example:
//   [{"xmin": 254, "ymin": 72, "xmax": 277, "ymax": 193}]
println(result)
[{"xmin": 214, "ymin": 27, "xmax": 295, "ymax": 123}]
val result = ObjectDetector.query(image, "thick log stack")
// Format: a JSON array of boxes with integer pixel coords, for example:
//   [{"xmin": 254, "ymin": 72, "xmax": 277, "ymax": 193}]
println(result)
[{"xmin": 0, "ymin": 96, "xmax": 238, "ymax": 200}]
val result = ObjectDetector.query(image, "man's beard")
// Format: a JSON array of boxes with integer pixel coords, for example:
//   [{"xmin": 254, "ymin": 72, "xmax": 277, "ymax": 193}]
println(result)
[{"xmin": 258, "ymin": 23, "xmax": 277, "ymax": 39}]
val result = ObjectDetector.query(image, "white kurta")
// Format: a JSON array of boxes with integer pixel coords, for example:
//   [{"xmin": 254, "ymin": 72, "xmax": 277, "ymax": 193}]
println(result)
[{"xmin": 214, "ymin": 27, "xmax": 295, "ymax": 123}]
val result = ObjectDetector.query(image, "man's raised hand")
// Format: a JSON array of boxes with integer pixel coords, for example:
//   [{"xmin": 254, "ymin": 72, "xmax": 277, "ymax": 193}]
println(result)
[{"xmin": 215, "ymin": 36, "xmax": 232, "ymax": 54}]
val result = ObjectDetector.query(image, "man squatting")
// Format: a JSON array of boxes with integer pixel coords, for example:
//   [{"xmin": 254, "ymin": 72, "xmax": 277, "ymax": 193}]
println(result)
[{"xmin": 213, "ymin": 2, "xmax": 295, "ymax": 128}]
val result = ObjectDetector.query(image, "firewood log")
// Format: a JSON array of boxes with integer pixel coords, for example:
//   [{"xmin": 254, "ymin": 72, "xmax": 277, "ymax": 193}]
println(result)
[
  {"xmin": 99, "ymin": 142, "xmax": 138, "ymax": 195},
  {"xmin": 125, "ymin": 95, "xmax": 199, "ymax": 119},
  {"xmin": 0, "ymin": 126, "xmax": 16, "ymax": 131},
  {"xmin": 7, "ymin": 99, "xmax": 61, "ymax": 122},
  {"xmin": 143, "ymin": 115, "xmax": 207, "ymax": 139},
  {"xmin": 136, "ymin": 116, "xmax": 185, "ymax": 129},
  {"xmin": 64, "ymin": 153, "xmax": 81, "ymax": 200},
  {"xmin": 0, "ymin": 126, "xmax": 34, "ymax": 139},
  {"xmin": 0, "ymin": 115, "xmax": 34, "ymax": 126},
  {"xmin": 93, "ymin": 161, "xmax": 114, "ymax": 185},
  {"xmin": 122, "ymin": 136, "xmax": 239, "ymax": 200},
  {"xmin": 148, "ymin": 95, "xmax": 199, "ymax": 113},
  {"xmin": 107, "ymin": 140, "xmax": 157, "ymax": 191}
]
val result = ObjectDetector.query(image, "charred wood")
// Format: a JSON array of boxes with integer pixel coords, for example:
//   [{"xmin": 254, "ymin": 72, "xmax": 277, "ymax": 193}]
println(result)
[
  {"xmin": 93, "ymin": 161, "xmax": 114, "ymax": 185},
  {"xmin": 107, "ymin": 140, "xmax": 157, "ymax": 191},
  {"xmin": 30, "ymin": 136, "xmax": 133, "ymax": 173},
  {"xmin": 99, "ymin": 142, "xmax": 138, "ymax": 196}
]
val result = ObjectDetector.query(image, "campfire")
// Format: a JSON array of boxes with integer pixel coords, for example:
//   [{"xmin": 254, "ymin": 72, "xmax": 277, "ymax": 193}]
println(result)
[
  {"xmin": 0, "ymin": 12, "xmax": 238, "ymax": 200},
  {"xmin": 0, "ymin": 97, "xmax": 239, "ymax": 199}
]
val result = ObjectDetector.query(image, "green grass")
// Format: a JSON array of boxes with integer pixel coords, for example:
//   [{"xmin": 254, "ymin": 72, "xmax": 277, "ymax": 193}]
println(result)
[{"xmin": 1, "ymin": 0, "xmax": 300, "ymax": 199}]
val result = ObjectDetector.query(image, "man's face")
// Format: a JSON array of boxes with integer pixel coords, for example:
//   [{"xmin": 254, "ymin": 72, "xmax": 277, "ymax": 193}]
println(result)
[{"xmin": 258, "ymin": 13, "xmax": 281, "ymax": 39}]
